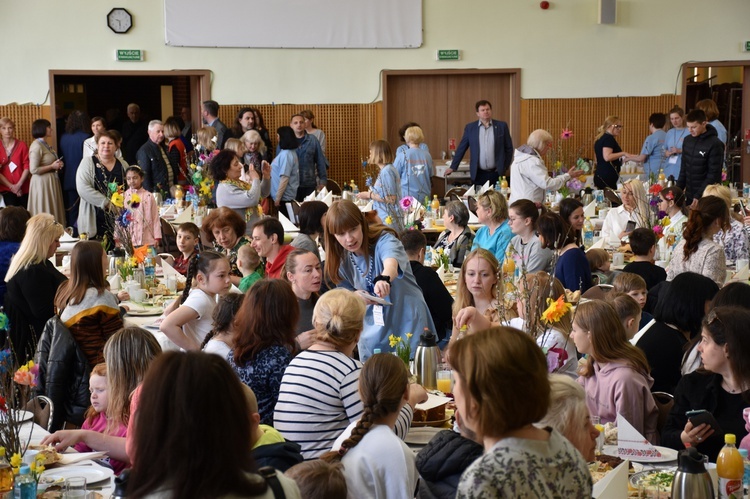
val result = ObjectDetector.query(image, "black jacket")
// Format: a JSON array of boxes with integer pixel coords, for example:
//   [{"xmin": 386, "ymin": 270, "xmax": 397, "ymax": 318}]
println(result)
[
  {"xmin": 409, "ymin": 261, "xmax": 454, "ymax": 340},
  {"xmin": 662, "ymin": 371, "xmax": 749, "ymax": 462},
  {"xmin": 415, "ymin": 430, "xmax": 483, "ymax": 499},
  {"xmin": 34, "ymin": 316, "xmax": 91, "ymax": 431},
  {"xmin": 676, "ymin": 124, "xmax": 724, "ymax": 203},
  {"xmin": 136, "ymin": 140, "xmax": 177, "ymax": 193},
  {"xmin": 252, "ymin": 441, "xmax": 303, "ymax": 472}
]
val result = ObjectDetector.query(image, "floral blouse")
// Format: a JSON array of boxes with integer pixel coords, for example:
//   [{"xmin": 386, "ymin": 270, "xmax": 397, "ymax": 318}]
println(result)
[
  {"xmin": 215, "ymin": 235, "xmax": 251, "ymax": 278},
  {"xmin": 713, "ymin": 218, "xmax": 750, "ymax": 262},
  {"xmin": 456, "ymin": 428, "xmax": 592, "ymax": 498},
  {"xmin": 666, "ymin": 237, "xmax": 726, "ymax": 287}
]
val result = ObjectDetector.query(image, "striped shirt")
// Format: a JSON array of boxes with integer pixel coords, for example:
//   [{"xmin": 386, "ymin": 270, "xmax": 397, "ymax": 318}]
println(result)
[{"xmin": 274, "ymin": 350, "xmax": 413, "ymax": 460}]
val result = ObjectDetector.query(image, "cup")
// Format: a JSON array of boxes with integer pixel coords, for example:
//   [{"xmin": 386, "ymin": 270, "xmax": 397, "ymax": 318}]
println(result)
[
  {"xmin": 64, "ymin": 476, "xmax": 87, "ymax": 498},
  {"xmin": 436, "ymin": 369, "xmax": 452, "ymax": 394},
  {"xmin": 612, "ymin": 252, "xmax": 625, "ymax": 267},
  {"xmin": 737, "ymin": 259, "xmax": 749, "ymax": 272},
  {"xmin": 107, "ymin": 274, "xmax": 121, "ymax": 291},
  {"xmin": 424, "ymin": 217, "xmax": 433, "ymax": 229},
  {"xmin": 598, "ymin": 208, "xmax": 609, "ymax": 220},
  {"xmin": 126, "ymin": 282, "xmax": 141, "ymax": 297},
  {"xmin": 166, "ymin": 275, "xmax": 177, "ymax": 293},
  {"xmin": 131, "ymin": 288, "xmax": 147, "ymax": 303},
  {"xmin": 62, "ymin": 255, "xmax": 71, "ymax": 268}
]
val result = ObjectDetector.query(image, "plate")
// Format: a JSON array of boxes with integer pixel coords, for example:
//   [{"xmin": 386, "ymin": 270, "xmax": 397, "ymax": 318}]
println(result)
[
  {"xmin": 405, "ymin": 427, "xmax": 442, "ymax": 445},
  {"xmin": 127, "ymin": 306, "xmax": 164, "ymax": 317},
  {"xmin": 0, "ymin": 410, "xmax": 33, "ymax": 424},
  {"xmin": 602, "ymin": 445, "xmax": 679, "ymax": 463},
  {"xmin": 41, "ymin": 465, "xmax": 114, "ymax": 485},
  {"xmin": 412, "ymin": 417, "xmax": 451, "ymax": 428},
  {"xmin": 629, "ymin": 468, "xmax": 676, "ymax": 489}
]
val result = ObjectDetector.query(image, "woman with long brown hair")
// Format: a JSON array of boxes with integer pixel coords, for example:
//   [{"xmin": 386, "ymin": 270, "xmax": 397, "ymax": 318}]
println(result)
[
  {"xmin": 127, "ymin": 351, "xmax": 299, "ymax": 498},
  {"xmin": 666, "ymin": 195, "xmax": 728, "ymax": 286},
  {"xmin": 228, "ymin": 279, "xmax": 299, "ymax": 425},
  {"xmin": 324, "ymin": 199, "xmax": 434, "ymax": 360},
  {"xmin": 571, "ymin": 300, "xmax": 659, "ymax": 442}
]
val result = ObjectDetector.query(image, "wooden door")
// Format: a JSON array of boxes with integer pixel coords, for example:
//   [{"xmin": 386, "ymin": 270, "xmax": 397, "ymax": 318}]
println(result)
[{"xmin": 383, "ymin": 69, "xmax": 521, "ymax": 162}]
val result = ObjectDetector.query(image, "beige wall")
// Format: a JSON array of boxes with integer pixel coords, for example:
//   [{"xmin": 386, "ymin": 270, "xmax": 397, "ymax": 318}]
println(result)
[{"xmin": 3, "ymin": 0, "xmax": 750, "ymax": 104}]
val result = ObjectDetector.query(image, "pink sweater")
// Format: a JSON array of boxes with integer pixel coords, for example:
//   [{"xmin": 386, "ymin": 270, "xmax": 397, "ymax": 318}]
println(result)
[
  {"xmin": 73, "ymin": 412, "xmax": 128, "ymax": 475},
  {"xmin": 125, "ymin": 187, "xmax": 161, "ymax": 246},
  {"xmin": 578, "ymin": 360, "xmax": 660, "ymax": 444}
]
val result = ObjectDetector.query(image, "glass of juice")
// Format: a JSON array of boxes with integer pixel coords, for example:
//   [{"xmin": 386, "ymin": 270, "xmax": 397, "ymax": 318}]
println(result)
[{"xmin": 436, "ymin": 369, "xmax": 452, "ymax": 394}]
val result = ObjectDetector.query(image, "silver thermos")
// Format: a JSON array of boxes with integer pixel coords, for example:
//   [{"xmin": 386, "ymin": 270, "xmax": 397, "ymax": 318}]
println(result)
[
  {"xmin": 414, "ymin": 329, "xmax": 440, "ymax": 389},
  {"xmin": 671, "ymin": 446, "xmax": 714, "ymax": 499}
]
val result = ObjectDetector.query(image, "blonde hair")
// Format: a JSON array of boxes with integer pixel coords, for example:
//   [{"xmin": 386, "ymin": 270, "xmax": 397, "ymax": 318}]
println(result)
[
  {"xmin": 368, "ymin": 140, "xmax": 393, "ymax": 167},
  {"xmin": 703, "ymin": 184, "xmax": 742, "ymax": 222},
  {"xmin": 197, "ymin": 126, "xmax": 217, "ymax": 151},
  {"xmin": 586, "ymin": 248, "xmax": 610, "ymax": 272},
  {"xmin": 607, "ymin": 292, "xmax": 642, "ymax": 324},
  {"xmin": 612, "ymin": 272, "xmax": 646, "ymax": 293},
  {"xmin": 5, "ymin": 213, "xmax": 63, "ymax": 282},
  {"xmin": 312, "ymin": 289, "xmax": 365, "ymax": 348},
  {"xmin": 453, "ymin": 249, "xmax": 499, "ymax": 315},
  {"xmin": 240, "ymin": 130, "xmax": 267, "ymax": 157},
  {"xmin": 595, "ymin": 116, "xmax": 620, "ymax": 140},
  {"xmin": 237, "ymin": 244, "xmax": 260, "ymax": 272},
  {"xmin": 476, "ymin": 190, "xmax": 508, "ymax": 223},
  {"xmin": 536, "ymin": 374, "xmax": 591, "ymax": 457},
  {"xmin": 404, "ymin": 126, "xmax": 425, "ymax": 145},
  {"xmin": 623, "ymin": 179, "xmax": 651, "ymax": 224},
  {"xmin": 223, "ymin": 138, "xmax": 246, "ymax": 157}
]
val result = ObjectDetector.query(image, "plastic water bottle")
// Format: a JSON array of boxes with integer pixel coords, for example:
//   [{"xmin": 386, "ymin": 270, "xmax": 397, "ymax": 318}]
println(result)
[
  {"xmin": 13, "ymin": 465, "xmax": 35, "ymax": 499},
  {"xmin": 739, "ymin": 448, "xmax": 750, "ymax": 495},
  {"xmin": 583, "ymin": 217, "xmax": 594, "ymax": 249},
  {"xmin": 144, "ymin": 247, "xmax": 157, "ymax": 288},
  {"xmin": 424, "ymin": 246, "xmax": 433, "ymax": 266}
]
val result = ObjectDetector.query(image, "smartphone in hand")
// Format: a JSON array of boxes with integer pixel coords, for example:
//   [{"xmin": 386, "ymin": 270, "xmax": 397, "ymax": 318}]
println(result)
[{"xmin": 686, "ymin": 409, "xmax": 722, "ymax": 433}]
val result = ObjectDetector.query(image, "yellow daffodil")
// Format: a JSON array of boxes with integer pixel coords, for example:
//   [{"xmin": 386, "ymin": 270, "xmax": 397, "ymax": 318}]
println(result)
[
  {"xmin": 541, "ymin": 295, "xmax": 572, "ymax": 323},
  {"xmin": 110, "ymin": 192, "xmax": 124, "ymax": 208},
  {"xmin": 406, "ymin": 333, "xmax": 413, "ymax": 339},
  {"xmin": 10, "ymin": 453, "xmax": 21, "ymax": 468},
  {"xmin": 199, "ymin": 180, "xmax": 212, "ymax": 197},
  {"xmin": 385, "ymin": 215, "xmax": 393, "ymax": 225},
  {"xmin": 661, "ymin": 216, "xmax": 671, "ymax": 226},
  {"xmin": 129, "ymin": 256, "xmax": 139, "ymax": 267},
  {"xmin": 388, "ymin": 334, "xmax": 401, "ymax": 348}
]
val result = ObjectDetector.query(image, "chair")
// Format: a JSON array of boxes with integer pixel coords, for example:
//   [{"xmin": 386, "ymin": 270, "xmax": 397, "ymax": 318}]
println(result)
[
  {"xmin": 25, "ymin": 396, "xmax": 54, "ymax": 432},
  {"xmin": 467, "ymin": 196, "xmax": 478, "ymax": 216},
  {"xmin": 291, "ymin": 200, "xmax": 302, "ymax": 224},
  {"xmin": 581, "ymin": 284, "xmax": 614, "ymax": 301},
  {"xmin": 445, "ymin": 187, "xmax": 467, "ymax": 203},
  {"xmin": 604, "ymin": 187, "xmax": 622, "ymax": 207},
  {"xmin": 158, "ymin": 217, "xmax": 179, "ymax": 257},
  {"xmin": 326, "ymin": 179, "xmax": 342, "ymax": 196},
  {"xmin": 652, "ymin": 391, "xmax": 675, "ymax": 435}
]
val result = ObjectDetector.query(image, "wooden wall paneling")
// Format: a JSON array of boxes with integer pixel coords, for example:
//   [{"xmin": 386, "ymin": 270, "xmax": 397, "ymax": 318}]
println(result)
[
  {"xmin": 523, "ymin": 95, "xmax": 679, "ymax": 167},
  {"xmin": 0, "ymin": 105, "xmax": 48, "ymax": 146}
]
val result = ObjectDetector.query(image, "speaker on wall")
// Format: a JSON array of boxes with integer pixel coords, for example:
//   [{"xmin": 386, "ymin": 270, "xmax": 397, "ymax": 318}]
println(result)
[{"xmin": 598, "ymin": 0, "xmax": 617, "ymax": 24}]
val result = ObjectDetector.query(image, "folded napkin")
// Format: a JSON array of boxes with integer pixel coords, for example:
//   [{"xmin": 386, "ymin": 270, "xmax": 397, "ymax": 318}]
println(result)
[
  {"xmin": 480, "ymin": 181, "xmax": 491, "ymax": 194},
  {"xmin": 464, "ymin": 185, "xmax": 476, "ymax": 197},
  {"xmin": 584, "ymin": 201, "xmax": 596, "ymax": 218},
  {"xmin": 468, "ymin": 211, "xmax": 479, "ymax": 224},
  {"xmin": 415, "ymin": 393, "xmax": 452, "ymax": 412},
  {"xmin": 592, "ymin": 458, "xmax": 629, "ymax": 499},
  {"xmin": 322, "ymin": 192, "xmax": 333, "ymax": 207},
  {"xmin": 278, "ymin": 212, "xmax": 299, "ymax": 232},
  {"xmin": 360, "ymin": 201, "xmax": 373, "ymax": 212},
  {"xmin": 161, "ymin": 258, "xmax": 187, "ymax": 283},
  {"xmin": 317, "ymin": 187, "xmax": 329, "ymax": 199},
  {"xmin": 616, "ymin": 413, "xmax": 661, "ymax": 459},
  {"xmin": 172, "ymin": 205, "xmax": 193, "ymax": 224},
  {"xmin": 304, "ymin": 191, "xmax": 316, "ymax": 202},
  {"xmin": 160, "ymin": 204, "xmax": 176, "ymax": 217}
]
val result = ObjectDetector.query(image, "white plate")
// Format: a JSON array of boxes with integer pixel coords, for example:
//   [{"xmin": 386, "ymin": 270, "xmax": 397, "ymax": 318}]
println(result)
[
  {"xmin": 603, "ymin": 444, "xmax": 679, "ymax": 463},
  {"xmin": 405, "ymin": 427, "xmax": 442, "ymax": 445},
  {"xmin": 0, "ymin": 410, "xmax": 34, "ymax": 424},
  {"xmin": 127, "ymin": 306, "xmax": 164, "ymax": 317},
  {"xmin": 41, "ymin": 465, "xmax": 114, "ymax": 485}
]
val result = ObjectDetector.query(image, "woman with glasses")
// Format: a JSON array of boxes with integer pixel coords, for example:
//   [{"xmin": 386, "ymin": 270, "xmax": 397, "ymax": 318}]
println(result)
[
  {"xmin": 662, "ymin": 306, "xmax": 750, "ymax": 462},
  {"xmin": 594, "ymin": 116, "xmax": 634, "ymax": 190},
  {"xmin": 600, "ymin": 178, "xmax": 650, "ymax": 246},
  {"xmin": 666, "ymin": 195, "xmax": 728, "ymax": 287}
]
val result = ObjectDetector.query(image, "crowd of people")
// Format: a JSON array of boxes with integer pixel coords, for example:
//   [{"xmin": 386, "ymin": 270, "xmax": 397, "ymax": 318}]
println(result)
[{"xmin": 0, "ymin": 96, "xmax": 748, "ymax": 498}]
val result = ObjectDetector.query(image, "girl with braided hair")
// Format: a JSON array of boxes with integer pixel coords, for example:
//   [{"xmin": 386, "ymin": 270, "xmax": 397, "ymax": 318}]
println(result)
[
  {"xmin": 666, "ymin": 195, "xmax": 728, "ymax": 287},
  {"xmin": 324, "ymin": 353, "xmax": 419, "ymax": 499},
  {"xmin": 160, "ymin": 251, "xmax": 232, "ymax": 351}
]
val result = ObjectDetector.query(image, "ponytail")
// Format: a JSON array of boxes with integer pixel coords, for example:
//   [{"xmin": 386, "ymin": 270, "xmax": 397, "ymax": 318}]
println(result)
[{"xmin": 682, "ymin": 196, "xmax": 728, "ymax": 260}]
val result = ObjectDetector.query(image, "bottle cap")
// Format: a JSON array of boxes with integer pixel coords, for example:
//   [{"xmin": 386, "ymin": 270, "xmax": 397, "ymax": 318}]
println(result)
[
  {"xmin": 18, "ymin": 465, "xmax": 30, "ymax": 475},
  {"xmin": 740, "ymin": 449, "xmax": 748, "ymax": 458},
  {"xmin": 725, "ymin": 433, "xmax": 737, "ymax": 444}
]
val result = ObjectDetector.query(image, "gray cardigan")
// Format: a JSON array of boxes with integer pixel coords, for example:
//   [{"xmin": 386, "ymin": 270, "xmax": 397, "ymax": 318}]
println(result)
[{"xmin": 76, "ymin": 156, "xmax": 129, "ymax": 237}]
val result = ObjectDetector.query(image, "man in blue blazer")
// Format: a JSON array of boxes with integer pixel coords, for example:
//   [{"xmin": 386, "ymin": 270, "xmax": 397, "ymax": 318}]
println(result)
[{"xmin": 447, "ymin": 100, "xmax": 514, "ymax": 187}]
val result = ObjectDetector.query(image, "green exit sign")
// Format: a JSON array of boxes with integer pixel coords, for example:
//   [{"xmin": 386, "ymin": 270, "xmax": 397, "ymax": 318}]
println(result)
[
  {"xmin": 116, "ymin": 49, "xmax": 144, "ymax": 61},
  {"xmin": 745, "ymin": 41, "xmax": 750, "ymax": 52},
  {"xmin": 437, "ymin": 49, "xmax": 460, "ymax": 61}
]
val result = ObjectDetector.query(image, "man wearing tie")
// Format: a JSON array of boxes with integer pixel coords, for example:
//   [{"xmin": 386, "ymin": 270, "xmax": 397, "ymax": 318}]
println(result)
[{"xmin": 447, "ymin": 100, "xmax": 514, "ymax": 188}]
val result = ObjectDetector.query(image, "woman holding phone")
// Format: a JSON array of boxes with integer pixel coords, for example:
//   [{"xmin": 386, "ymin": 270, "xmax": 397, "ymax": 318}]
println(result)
[
  {"xmin": 600, "ymin": 179, "xmax": 649, "ymax": 246},
  {"xmin": 662, "ymin": 306, "xmax": 750, "ymax": 461}
]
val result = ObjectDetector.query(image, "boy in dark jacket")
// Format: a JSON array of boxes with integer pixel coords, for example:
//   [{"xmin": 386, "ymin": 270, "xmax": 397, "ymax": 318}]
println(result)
[{"xmin": 677, "ymin": 109, "xmax": 724, "ymax": 207}]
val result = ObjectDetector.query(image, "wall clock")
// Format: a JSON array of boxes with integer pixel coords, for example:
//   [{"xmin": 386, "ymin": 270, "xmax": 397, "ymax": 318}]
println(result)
[{"xmin": 107, "ymin": 8, "xmax": 133, "ymax": 34}]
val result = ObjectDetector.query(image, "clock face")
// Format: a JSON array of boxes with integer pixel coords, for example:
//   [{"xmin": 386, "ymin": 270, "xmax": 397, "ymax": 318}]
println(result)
[{"xmin": 107, "ymin": 8, "xmax": 133, "ymax": 34}]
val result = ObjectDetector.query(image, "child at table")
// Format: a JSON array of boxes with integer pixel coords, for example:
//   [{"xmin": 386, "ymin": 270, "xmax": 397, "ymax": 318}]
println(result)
[
  {"xmin": 622, "ymin": 228, "xmax": 667, "ymax": 290},
  {"xmin": 606, "ymin": 292, "xmax": 642, "ymax": 340},
  {"xmin": 612, "ymin": 272, "xmax": 653, "ymax": 327},
  {"xmin": 237, "ymin": 244, "xmax": 263, "ymax": 293},
  {"xmin": 74, "ymin": 363, "xmax": 127, "ymax": 475},
  {"xmin": 124, "ymin": 166, "xmax": 161, "ymax": 247},
  {"xmin": 160, "ymin": 251, "xmax": 231, "ymax": 351},
  {"xmin": 586, "ymin": 248, "xmax": 612, "ymax": 285},
  {"xmin": 172, "ymin": 222, "xmax": 200, "ymax": 276}
]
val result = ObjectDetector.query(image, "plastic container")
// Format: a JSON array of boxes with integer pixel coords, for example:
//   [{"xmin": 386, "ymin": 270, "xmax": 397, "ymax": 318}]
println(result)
[
  {"xmin": 717, "ymin": 433, "xmax": 744, "ymax": 498},
  {"xmin": 739, "ymin": 448, "xmax": 750, "ymax": 494},
  {"xmin": 583, "ymin": 218, "xmax": 594, "ymax": 249},
  {"xmin": 13, "ymin": 465, "xmax": 35, "ymax": 499}
]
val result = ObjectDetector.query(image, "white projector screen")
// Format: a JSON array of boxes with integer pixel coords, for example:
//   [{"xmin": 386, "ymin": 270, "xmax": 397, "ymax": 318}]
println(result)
[{"xmin": 164, "ymin": 0, "xmax": 423, "ymax": 49}]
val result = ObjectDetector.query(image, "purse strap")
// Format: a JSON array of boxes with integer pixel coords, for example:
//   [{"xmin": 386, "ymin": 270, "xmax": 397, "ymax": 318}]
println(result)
[{"xmin": 258, "ymin": 466, "xmax": 286, "ymax": 499}]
